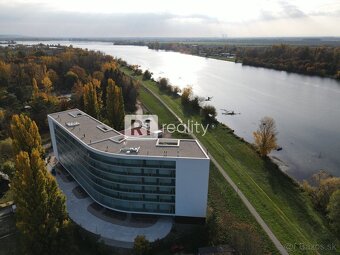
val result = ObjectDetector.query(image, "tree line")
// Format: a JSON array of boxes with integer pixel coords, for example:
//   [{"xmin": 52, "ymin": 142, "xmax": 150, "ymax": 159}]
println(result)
[
  {"xmin": 138, "ymin": 42, "xmax": 340, "ymax": 80},
  {"xmin": 240, "ymin": 44, "xmax": 340, "ymax": 79},
  {"xmin": 0, "ymin": 44, "xmax": 139, "ymax": 135}
]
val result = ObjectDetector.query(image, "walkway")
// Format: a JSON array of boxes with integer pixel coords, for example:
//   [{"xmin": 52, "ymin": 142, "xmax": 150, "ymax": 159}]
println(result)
[
  {"xmin": 141, "ymin": 84, "xmax": 289, "ymax": 255},
  {"xmin": 56, "ymin": 170, "xmax": 173, "ymax": 248}
]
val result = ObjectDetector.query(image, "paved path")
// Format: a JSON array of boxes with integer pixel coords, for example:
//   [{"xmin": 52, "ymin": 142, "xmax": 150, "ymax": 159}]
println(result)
[
  {"xmin": 142, "ymin": 84, "xmax": 289, "ymax": 255},
  {"xmin": 56, "ymin": 172, "xmax": 173, "ymax": 248}
]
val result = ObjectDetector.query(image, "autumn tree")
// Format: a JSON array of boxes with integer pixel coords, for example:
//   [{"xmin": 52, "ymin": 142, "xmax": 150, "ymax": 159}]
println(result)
[
  {"xmin": 0, "ymin": 60, "xmax": 10, "ymax": 87},
  {"xmin": 41, "ymin": 75, "xmax": 53, "ymax": 93},
  {"xmin": 70, "ymin": 65, "xmax": 87, "ymax": 83},
  {"xmin": 71, "ymin": 81, "xmax": 84, "ymax": 108},
  {"xmin": 101, "ymin": 61, "xmax": 117, "ymax": 73},
  {"xmin": 253, "ymin": 117, "xmax": 278, "ymax": 157},
  {"xmin": 92, "ymin": 70, "xmax": 104, "ymax": 81},
  {"xmin": 32, "ymin": 78, "xmax": 39, "ymax": 99},
  {"xmin": 13, "ymin": 149, "xmax": 70, "ymax": 255},
  {"xmin": 10, "ymin": 114, "xmax": 44, "ymax": 156},
  {"xmin": 83, "ymin": 80, "xmax": 100, "ymax": 118},
  {"xmin": 314, "ymin": 177, "xmax": 340, "ymax": 212},
  {"xmin": 106, "ymin": 78, "xmax": 125, "ymax": 130},
  {"xmin": 181, "ymin": 86, "xmax": 193, "ymax": 106}
]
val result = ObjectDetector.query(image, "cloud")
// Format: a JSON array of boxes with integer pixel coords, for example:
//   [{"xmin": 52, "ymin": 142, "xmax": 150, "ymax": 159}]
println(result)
[
  {"xmin": 279, "ymin": 1, "xmax": 306, "ymax": 18},
  {"xmin": 259, "ymin": 1, "xmax": 306, "ymax": 21},
  {"xmin": 0, "ymin": 2, "xmax": 222, "ymax": 37},
  {"xmin": 0, "ymin": 0, "xmax": 339, "ymax": 37},
  {"xmin": 309, "ymin": 9, "xmax": 340, "ymax": 17}
]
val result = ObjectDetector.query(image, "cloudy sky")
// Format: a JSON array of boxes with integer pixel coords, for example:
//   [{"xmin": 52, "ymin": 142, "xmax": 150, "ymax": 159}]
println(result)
[{"xmin": 0, "ymin": 0, "xmax": 339, "ymax": 37}]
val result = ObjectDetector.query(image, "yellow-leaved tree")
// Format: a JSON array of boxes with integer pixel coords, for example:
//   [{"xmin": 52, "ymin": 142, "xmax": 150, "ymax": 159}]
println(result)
[
  {"xmin": 253, "ymin": 117, "xmax": 278, "ymax": 157},
  {"xmin": 13, "ymin": 149, "xmax": 70, "ymax": 255},
  {"xmin": 10, "ymin": 114, "xmax": 44, "ymax": 156}
]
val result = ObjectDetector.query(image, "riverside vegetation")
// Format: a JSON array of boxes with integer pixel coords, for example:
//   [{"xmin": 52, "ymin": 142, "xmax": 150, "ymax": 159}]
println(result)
[{"xmin": 119, "ymin": 41, "xmax": 340, "ymax": 80}]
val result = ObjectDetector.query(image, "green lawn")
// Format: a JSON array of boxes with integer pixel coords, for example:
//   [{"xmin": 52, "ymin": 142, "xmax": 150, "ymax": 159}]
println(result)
[{"xmin": 121, "ymin": 66, "xmax": 339, "ymax": 255}]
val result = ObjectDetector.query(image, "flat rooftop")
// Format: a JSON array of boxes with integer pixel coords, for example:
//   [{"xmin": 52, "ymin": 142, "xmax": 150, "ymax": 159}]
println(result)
[{"xmin": 48, "ymin": 109, "xmax": 208, "ymax": 159}]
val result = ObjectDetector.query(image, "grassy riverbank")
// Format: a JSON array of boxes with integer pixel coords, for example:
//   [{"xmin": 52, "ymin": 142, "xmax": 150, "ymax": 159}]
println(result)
[
  {"xmin": 139, "ymin": 76, "xmax": 279, "ymax": 254},
  {"xmin": 121, "ymin": 66, "xmax": 339, "ymax": 255}
]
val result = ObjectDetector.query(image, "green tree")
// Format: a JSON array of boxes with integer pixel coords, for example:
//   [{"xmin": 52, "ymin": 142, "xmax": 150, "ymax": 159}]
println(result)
[
  {"xmin": 133, "ymin": 235, "xmax": 150, "ymax": 255},
  {"xmin": 106, "ymin": 78, "xmax": 116, "ymax": 126},
  {"xmin": 10, "ymin": 114, "xmax": 44, "ymax": 156},
  {"xmin": 143, "ymin": 70, "xmax": 152, "ymax": 80},
  {"xmin": 64, "ymin": 71, "xmax": 78, "ymax": 91},
  {"xmin": 327, "ymin": 189, "xmax": 340, "ymax": 234},
  {"xmin": 253, "ymin": 117, "xmax": 278, "ymax": 157},
  {"xmin": 113, "ymin": 85, "xmax": 125, "ymax": 130},
  {"xmin": 201, "ymin": 105, "xmax": 217, "ymax": 123},
  {"xmin": 13, "ymin": 149, "xmax": 69, "ymax": 255},
  {"xmin": 83, "ymin": 80, "xmax": 100, "ymax": 118},
  {"xmin": 106, "ymin": 78, "xmax": 125, "ymax": 130}
]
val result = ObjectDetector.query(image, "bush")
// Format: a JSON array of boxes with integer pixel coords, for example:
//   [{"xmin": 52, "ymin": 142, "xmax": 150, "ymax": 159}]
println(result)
[
  {"xmin": 143, "ymin": 70, "xmax": 152, "ymax": 80},
  {"xmin": 1, "ymin": 160, "xmax": 15, "ymax": 179},
  {"xmin": 201, "ymin": 105, "xmax": 217, "ymax": 123},
  {"xmin": 158, "ymin": 78, "xmax": 169, "ymax": 91},
  {"xmin": 327, "ymin": 189, "xmax": 340, "ymax": 234},
  {"xmin": 133, "ymin": 235, "xmax": 150, "ymax": 255},
  {"xmin": 0, "ymin": 137, "xmax": 13, "ymax": 160}
]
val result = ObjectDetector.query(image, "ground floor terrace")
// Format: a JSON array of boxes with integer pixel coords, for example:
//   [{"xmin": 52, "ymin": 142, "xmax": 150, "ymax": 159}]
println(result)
[{"xmin": 55, "ymin": 164, "xmax": 173, "ymax": 248}]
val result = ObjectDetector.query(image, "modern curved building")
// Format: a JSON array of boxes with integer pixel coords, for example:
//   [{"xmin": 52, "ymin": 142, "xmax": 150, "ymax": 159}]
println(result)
[{"xmin": 48, "ymin": 109, "xmax": 210, "ymax": 218}]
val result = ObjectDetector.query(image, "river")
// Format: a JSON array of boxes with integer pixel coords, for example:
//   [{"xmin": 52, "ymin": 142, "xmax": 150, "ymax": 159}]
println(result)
[{"xmin": 17, "ymin": 41, "xmax": 340, "ymax": 180}]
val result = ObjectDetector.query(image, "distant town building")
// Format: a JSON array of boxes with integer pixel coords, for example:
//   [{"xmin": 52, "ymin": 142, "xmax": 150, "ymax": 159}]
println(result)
[{"xmin": 48, "ymin": 109, "xmax": 210, "ymax": 218}]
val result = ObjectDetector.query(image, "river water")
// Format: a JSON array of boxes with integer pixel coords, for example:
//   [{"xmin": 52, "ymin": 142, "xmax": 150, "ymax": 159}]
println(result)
[{"xmin": 17, "ymin": 41, "xmax": 340, "ymax": 180}]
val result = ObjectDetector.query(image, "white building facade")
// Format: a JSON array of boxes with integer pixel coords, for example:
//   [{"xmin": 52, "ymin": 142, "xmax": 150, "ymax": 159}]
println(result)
[{"xmin": 48, "ymin": 109, "xmax": 210, "ymax": 218}]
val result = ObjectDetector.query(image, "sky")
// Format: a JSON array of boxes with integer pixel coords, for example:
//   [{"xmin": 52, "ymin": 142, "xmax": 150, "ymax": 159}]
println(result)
[{"xmin": 0, "ymin": 0, "xmax": 339, "ymax": 37}]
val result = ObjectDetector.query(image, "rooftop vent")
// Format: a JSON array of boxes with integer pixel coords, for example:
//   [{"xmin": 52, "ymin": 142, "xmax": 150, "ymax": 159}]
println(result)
[
  {"xmin": 66, "ymin": 121, "xmax": 80, "ymax": 127},
  {"xmin": 156, "ymin": 139, "xmax": 180, "ymax": 147},
  {"xmin": 97, "ymin": 124, "xmax": 113, "ymax": 132},
  {"xmin": 109, "ymin": 135, "xmax": 126, "ymax": 144},
  {"xmin": 69, "ymin": 111, "xmax": 85, "ymax": 118},
  {"xmin": 120, "ymin": 147, "xmax": 140, "ymax": 154}
]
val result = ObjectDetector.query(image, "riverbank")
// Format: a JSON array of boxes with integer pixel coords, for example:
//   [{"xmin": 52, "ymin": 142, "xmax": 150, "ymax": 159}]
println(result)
[{"xmin": 121, "ymin": 65, "xmax": 339, "ymax": 255}]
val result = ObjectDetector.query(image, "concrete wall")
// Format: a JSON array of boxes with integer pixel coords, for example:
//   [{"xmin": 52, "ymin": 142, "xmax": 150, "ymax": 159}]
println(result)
[{"xmin": 175, "ymin": 158, "xmax": 210, "ymax": 217}]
